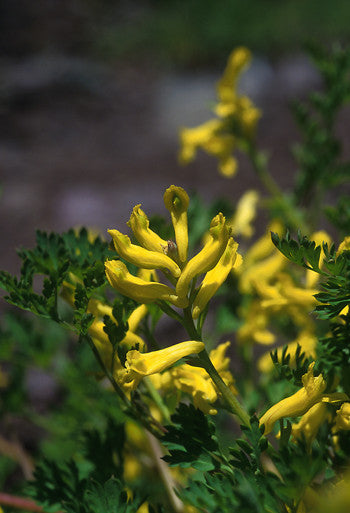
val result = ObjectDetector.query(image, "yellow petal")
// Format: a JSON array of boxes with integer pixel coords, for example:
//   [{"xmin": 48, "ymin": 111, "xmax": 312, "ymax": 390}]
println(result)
[
  {"xmin": 128, "ymin": 304, "xmax": 148, "ymax": 332},
  {"xmin": 164, "ymin": 185, "xmax": 190, "ymax": 264},
  {"xmin": 291, "ymin": 402, "xmax": 330, "ymax": 446},
  {"xmin": 259, "ymin": 363, "xmax": 326, "ymax": 434},
  {"xmin": 127, "ymin": 204, "xmax": 167, "ymax": 253},
  {"xmin": 335, "ymin": 402, "xmax": 350, "ymax": 431},
  {"xmin": 217, "ymin": 47, "xmax": 252, "ymax": 103},
  {"xmin": 123, "ymin": 341, "xmax": 205, "ymax": 388},
  {"xmin": 337, "ymin": 236, "xmax": 350, "ymax": 256},
  {"xmin": 108, "ymin": 230, "xmax": 181, "ymax": 278},
  {"xmin": 305, "ymin": 230, "xmax": 332, "ymax": 288},
  {"xmin": 176, "ymin": 213, "xmax": 230, "ymax": 298},
  {"xmin": 229, "ymin": 190, "xmax": 259, "ymax": 238},
  {"xmin": 105, "ymin": 260, "xmax": 188, "ymax": 307},
  {"xmin": 192, "ymin": 237, "xmax": 238, "ymax": 319}
]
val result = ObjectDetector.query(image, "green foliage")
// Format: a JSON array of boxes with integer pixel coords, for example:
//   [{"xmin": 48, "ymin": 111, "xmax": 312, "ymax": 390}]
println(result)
[
  {"xmin": 162, "ymin": 403, "xmax": 220, "ymax": 471},
  {"xmin": 270, "ymin": 344, "xmax": 311, "ymax": 387},
  {"xmin": 2, "ymin": 41, "xmax": 350, "ymax": 513},
  {"xmin": 30, "ymin": 459, "xmax": 146, "ymax": 513},
  {"xmin": 272, "ymin": 232, "xmax": 350, "ymax": 320},
  {"xmin": 0, "ymin": 228, "xmax": 113, "ymax": 325},
  {"xmin": 292, "ymin": 43, "xmax": 350, "ymax": 210},
  {"xmin": 271, "ymin": 231, "xmax": 323, "ymax": 273},
  {"xmin": 325, "ymin": 195, "xmax": 350, "ymax": 235}
]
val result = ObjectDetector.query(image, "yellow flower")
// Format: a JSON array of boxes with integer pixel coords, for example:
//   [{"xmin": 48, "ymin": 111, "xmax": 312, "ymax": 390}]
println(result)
[
  {"xmin": 336, "ymin": 236, "xmax": 350, "ymax": 256},
  {"xmin": 334, "ymin": 402, "xmax": 350, "ymax": 431},
  {"xmin": 237, "ymin": 301, "xmax": 275, "ymax": 346},
  {"xmin": 192, "ymin": 237, "xmax": 239, "ymax": 319},
  {"xmin": 87, "ymin": 298, "xmax": 148, "ymax": 381},
  {"xmin": 259, "ymin": 363, "xmax": 326, "ymax": 434},
  {"xmin": 121, "ymin": 341, "xmax": 205, "ymax": 389},
  {"xmin": 171, "ymin": 342, "xmax": 237, "ymax": 415},
  {"xmin": 178, "ymin": 47, "xmax": 260, "ymax": 178},
  {"xmin": 163, "ymin": 185, "xmax": 190, "ymax": 264},
  {"xmin": 179, "ymin": 120, "xmax": 237, "ymax": 178},
  {"xmin": 229, "ymin": 190, "xmax": 259, "ymax": 239},
  {"xmin": 60, "ymin": 280, "xmax": 148, "ymax": 380},
  {"xmin": 106, "ymin": 186, "xmax": 234, "ymax": 316},
  {"xmin": 127, "ymin": 204, "xmax": 167, "ymax": 253},
  {"xmin": 176, "ymin": 212, "xmax": 230, "ymax": 298},
  {"xmin": 291, "ymin": 402, "xmax": 330, "ymax": 446},
  {"xmin": 105, "ymin": 260, "xmax": 188, "ymax": 307},
  {"xmin": 108, "ymin": 230, "xmax": 181, "ymax": 278},
  {"xmin": 216, "ymin": 47, "xmax": 252, "ymax": 104}
]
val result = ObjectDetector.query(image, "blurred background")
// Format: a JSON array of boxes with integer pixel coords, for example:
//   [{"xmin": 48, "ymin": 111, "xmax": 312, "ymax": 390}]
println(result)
[{"xmin": 1, "ymin": 0, "xmax": 350, "ymax": 274}]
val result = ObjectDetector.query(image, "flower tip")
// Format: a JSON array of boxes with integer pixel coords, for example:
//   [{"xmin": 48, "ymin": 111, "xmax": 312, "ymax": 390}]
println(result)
[
  {"xmin": 164, "ymin": 185, "xmax": 190, "ymax": 213},
  {"xmin": 192, "ymin": 306, "xmax": 201, "ymax": 320}
]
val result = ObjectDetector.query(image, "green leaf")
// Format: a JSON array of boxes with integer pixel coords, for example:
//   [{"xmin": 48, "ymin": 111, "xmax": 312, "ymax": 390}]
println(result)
[{"xmin": 162, "ymin": 403, "xmax": 220, "ymax": 471}]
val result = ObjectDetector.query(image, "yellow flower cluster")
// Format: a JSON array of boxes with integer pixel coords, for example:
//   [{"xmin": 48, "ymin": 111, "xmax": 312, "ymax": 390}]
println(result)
[
  {"xmin": 236, "ymin": 227, "xmax": 332, "ymax": 372},
  {"xmin": 105, "ymin": 185, "xmax": 240, "ymax": 320},
  {"xmin": 150, "ymin": 341, "xmax": 237, "ymax": 415},
  {"xmin": 179, "ymin": 47, "xmax": 261, "ymax": 178}
]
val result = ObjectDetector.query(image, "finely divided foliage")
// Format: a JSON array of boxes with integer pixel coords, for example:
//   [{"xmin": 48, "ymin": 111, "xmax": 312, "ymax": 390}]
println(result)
[{"xmin": 1, "ymin": 44, "xmax": 350, "ymax": 513}]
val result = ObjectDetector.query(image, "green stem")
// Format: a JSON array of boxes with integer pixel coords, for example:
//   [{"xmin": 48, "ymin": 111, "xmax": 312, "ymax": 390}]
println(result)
[
  {"xmin": 198, "ymin": 349, "xmax": 251, "ymax": 428},
  {"xmin": 181, "ymin": 307, "xmax": 251, "ymax": 428},
  {"xmin": 86, "ymin": 335, "xmax": 128, "ymax": 404},
  {"xmin": 248, "ymin": 143, "xmax": 282, "ymax": 199},
  {"xmin": 182, "ymin": 306, "xmax": 201, "ymax": 340},
  {"xmin": 157, "ymin": 300, "xmax": 184, "ymax": 324},
  {"xmin": 144, "ymin": 377, "xmax": 171, "ymax": 423},
  {"xmin": 86, "ymin": 334, "xmax": 164, "ymax": 437}
]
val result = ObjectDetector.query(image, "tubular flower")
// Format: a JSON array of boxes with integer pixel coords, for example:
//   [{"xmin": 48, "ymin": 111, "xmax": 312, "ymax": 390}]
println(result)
[
  {"xmin": 108, "ymin": 230, "xmax": 181, "ymax": 278},
  {"xmin": 176, "ymin": 213, "xmax": 230, "ymax": 298},
  {"xmin": 106, "ymin": 186, "xmax": 235, "ymax": 318},
  {"xmin": 229, "ymin": 190, "xmax": 259, "ymax": 239},
  {"xmin": 163, "ymin": 185, "xmax": 190, "ymax": 264},
  {"xmin": 337, "ymin": 236, "xmax": 350, "ymax": 256},
  {"xmin": 192, "ymin": 237, "xmax": 239, "ymax": 319},
  {"xmin": 259, "ymin": 363, "xmax": 326, "ymax": 435},
  {"xmin": 105, "ymin": 260, "xmax": 188, "ymax": 308},
  {"xmin": 87, "ymin": 299, "xmax": 147, "ymax": 378},
  {"xmin": 170, "ymin": 341, "xmax": 237, "ymax": 415},
  {"xmin": 60, "ymin": 280, "xmax": 148, "ymax": 374},
  {"xmin": 334, "ymin": 402, "xmax": 350, "ymax": 431},
  {"xmin": 179, "ymin": 120, "xmax": 237, "ymax": 178},
  {"xmin": 178, "ymin": 47, "xmax": 260, "ymax": 178},
  {"xmin": 237, "ymin": 301, "xmax": 275, "ymax": 346},
  {"xmin": 179, "ymin": 47, "xmax": 261, "ymax": 177},
  {"xmin": 120, "ymin": 341, "xmax": 205, "ymax": 389},
  {"xmin": 127, "ymin": 204, "xmax": 167, "ymax": 253},
  {"xmin": 216, "ymin": 47, "xmax": 252, "ymax": 104},
  {"xmin": 291, "ymin": 402, "xmax": 331, "ymax": 446}
]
